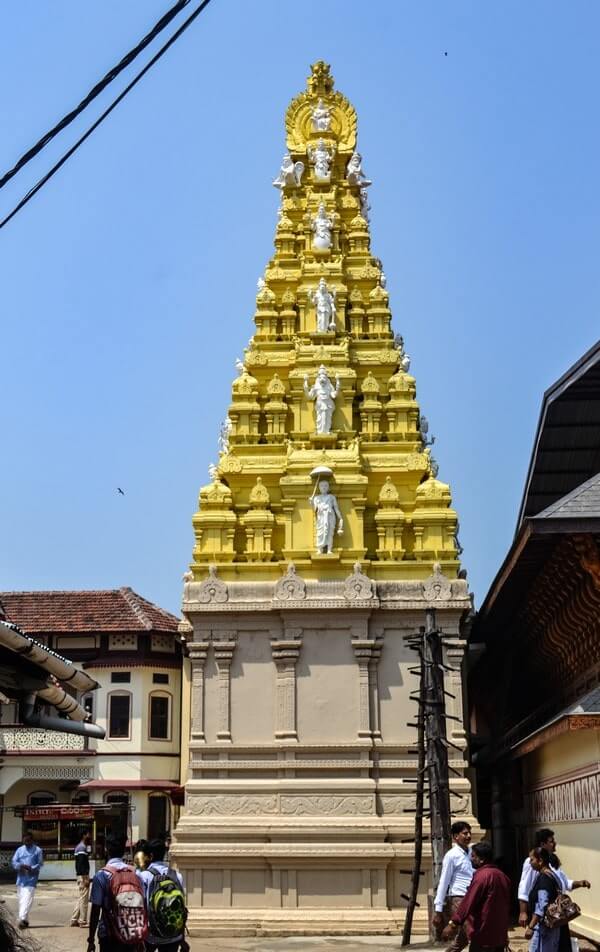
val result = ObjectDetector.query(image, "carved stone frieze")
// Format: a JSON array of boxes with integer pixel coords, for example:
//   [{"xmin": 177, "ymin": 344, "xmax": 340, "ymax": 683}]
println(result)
[
  {"xmin": 187, "ymin": 795, "xmax": 278, "ymax": 816},
  {"xmin": 280, "ymin": 795, "xmax": 373, "ymax": 816}
]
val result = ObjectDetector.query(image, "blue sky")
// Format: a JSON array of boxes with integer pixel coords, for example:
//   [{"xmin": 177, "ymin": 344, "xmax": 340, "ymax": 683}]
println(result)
[{"xmin": 1, "ymin": 1, "xmax": 599, "ymax": 613}]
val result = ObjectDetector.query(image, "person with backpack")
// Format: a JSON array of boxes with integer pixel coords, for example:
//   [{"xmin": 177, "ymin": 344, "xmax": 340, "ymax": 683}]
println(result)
[
  {"xmin": 88, "ymin": 835, "xmax": 149, "ymax": 952},
  {"xmin": 136, "ymin": 838, "xmax": 189, "ymax": 952}
]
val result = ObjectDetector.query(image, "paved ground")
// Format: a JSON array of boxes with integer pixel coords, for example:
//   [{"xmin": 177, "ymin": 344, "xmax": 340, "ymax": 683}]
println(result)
[
  {"xmin": 0, "ymin": 883, "xmax": 437, "ymax": 952},
  {"xmin": 0, "ymin": 882, "xmax": 536, "ymax": 952}
]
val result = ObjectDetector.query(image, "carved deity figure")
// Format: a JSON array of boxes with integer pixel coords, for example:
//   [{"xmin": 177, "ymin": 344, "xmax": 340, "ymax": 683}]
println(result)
[
  {"xmin": 346, "ymin": 151, "xmax": 372, "ymax": 187},
  {"xmin": 309, "ymin": 277, "xmax": 336, "ymax": 332},
  {"xmin": 312, "ymin": 203, "xmax": 333, "ymax": 250},
  {"xmin": 308, "ymin": 138, "xmax": 332, "ymax": 181},
  {"xmin": 218, "ymin": 416, "xmax": 233, "ymax": 454},
  {"xmin": 273, "ymin": 154, "xmax": 304, "ymax": 189},
  {"xmin": 304, "ymin": 365, "xmax": 340, "ymax": 434},
  {"xmin": 312, "ymin": 98, "xmax": 331, "ymax": 132},
  {"xmin": 311, "ymin": 480, "xmax": 343, "ymax": 554},
  {"xmin": 359, "ymin": 187, "xmax": 371, "ymax": 222}
]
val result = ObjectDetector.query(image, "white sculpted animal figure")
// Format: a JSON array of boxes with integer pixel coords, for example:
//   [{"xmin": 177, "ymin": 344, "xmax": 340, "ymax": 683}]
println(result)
[
  {"xmin": 308, "ymin": 138, "xmax": 332, "ymax": 181},
  {"xmin": 273, "ymin": 154, "xmax": 304, "ymax": 189},
  {"xmin": 359, "ymin": 187, "xmax": 371, "ymax": 222},
  {"xmin": 346, "ymin": 151, "xmax": 372, "ymax": 187},
  {"xmin": 309, "ymin": 277, "xmax": 336, "ymax": 332},
  {"xmin": 303, "ymin": 365, "xmax": 341, "ymax": 434},
  {"xmin": 311, "ymin": 480, "xmax": 343, "ymax": 554},
  {"xmin": 312, "ymin": 203, "xmax": 333, "ymax": 250},
  {"xmin": 312, "ymin": 99, "xmax": 331, "ymax": 132}
]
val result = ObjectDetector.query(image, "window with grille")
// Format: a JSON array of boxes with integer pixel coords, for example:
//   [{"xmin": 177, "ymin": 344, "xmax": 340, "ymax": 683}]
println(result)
[
  {"xmin": 149, "ymin": 694, "xmax": 170, "ymax": 740},
  {"xmin": 108, "ymin": 694, "xmax": 131, "ymax": 738}
]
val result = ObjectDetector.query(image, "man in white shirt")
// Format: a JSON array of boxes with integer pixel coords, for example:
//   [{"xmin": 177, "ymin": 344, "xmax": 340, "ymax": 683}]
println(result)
[
  {"xmin": 517, "ymin": 828, "xmax": 590, "ymax": 927},
  {"xmin": 433, "ymin": 821, "xmax": 473, "ymax": 952}
]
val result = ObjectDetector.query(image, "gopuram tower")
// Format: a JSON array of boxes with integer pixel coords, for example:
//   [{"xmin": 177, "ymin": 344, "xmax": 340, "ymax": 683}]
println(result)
[{"xmin": 174, "ymin": 63, "xmax": 474, "ymax": 935}]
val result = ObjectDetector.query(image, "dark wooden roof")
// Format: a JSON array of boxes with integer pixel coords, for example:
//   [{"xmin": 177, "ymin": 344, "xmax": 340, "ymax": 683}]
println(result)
[{"xmin": 517, "ymin": 339, "xmax": 600, "ymax": 526}]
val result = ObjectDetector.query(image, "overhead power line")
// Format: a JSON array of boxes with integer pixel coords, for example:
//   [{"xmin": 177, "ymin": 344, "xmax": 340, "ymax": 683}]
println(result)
[
  {"xmin": 0, "ymin": 0, "xmax": 193, "ymax": 191},
  {"xmin": 0, "ymin": 0, "xmax": 214, "ymax": 231}
]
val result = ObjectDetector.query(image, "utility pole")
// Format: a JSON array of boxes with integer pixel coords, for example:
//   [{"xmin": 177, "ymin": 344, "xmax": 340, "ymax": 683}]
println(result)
[
  {"xmin": 424, "ymin": 607, "xmax": 452, "ymax": 891},
  {"xmin": 401, "ymin": 608, "xmax": 453, "ymax": 944}
]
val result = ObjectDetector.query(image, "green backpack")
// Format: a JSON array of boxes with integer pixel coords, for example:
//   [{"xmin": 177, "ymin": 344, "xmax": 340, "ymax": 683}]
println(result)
[{"xmin": 146, "ymin": 865, "xmax": 187, "ymax": 940}]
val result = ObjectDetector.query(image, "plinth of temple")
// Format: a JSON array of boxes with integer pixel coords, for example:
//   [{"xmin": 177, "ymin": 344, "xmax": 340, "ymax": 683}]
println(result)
[{"xmin": 173, "ymin": 61, "xmax": 474, "ymax": 936}]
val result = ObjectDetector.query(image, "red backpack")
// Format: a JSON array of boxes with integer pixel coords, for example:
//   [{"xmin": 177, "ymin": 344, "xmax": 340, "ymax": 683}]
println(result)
[{"xmin": 104, "ymin": 864, "xmax": 149, "ymax": 946}]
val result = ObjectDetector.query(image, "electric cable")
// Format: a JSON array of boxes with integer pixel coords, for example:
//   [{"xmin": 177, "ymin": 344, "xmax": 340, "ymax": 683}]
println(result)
[
  {"xmin": 0, "ymin": 0, "xmax": 193, "ymax": 191},
  {"xmin": 0, "ymin": 0, "xmax": 214, "ymax": 231}
]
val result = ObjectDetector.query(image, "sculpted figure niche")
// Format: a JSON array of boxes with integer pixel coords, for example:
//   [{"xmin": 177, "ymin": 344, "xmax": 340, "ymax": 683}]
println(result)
[
  {"xmin": 311, "ymin": 480, "xmax": 343, "ymax": 554},
  {"xmin": 309, "ymin": 277, "xmax": 336, "ymax": 332},
  {"xmin": 304, "ymin": 365, "xmax": 340, "ymax": 434},
  {"xmin": 308, "ymin": 138, "xmax": 333, "ymax": 181},
  {"xmin": 312, "ymin": 203, "xmax": 333, "ymax": 250},
  {"xmin": 311, "ymin": 98, "xmax": 331, "ymax": 131}
]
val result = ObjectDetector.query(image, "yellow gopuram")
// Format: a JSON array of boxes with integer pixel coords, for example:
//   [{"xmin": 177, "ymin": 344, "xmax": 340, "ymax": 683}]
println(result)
[{"xmin": 175, "ymin": 63, "xmax": 475, "ymax": 937}]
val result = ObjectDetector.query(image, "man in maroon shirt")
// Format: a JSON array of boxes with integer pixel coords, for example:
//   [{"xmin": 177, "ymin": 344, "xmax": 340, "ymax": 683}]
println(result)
[{"xmin": 442, "ymin": 841, "xmax": 511, "ymax": 952}]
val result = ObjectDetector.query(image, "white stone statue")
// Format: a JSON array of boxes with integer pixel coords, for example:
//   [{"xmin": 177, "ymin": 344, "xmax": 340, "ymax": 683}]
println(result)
[
  {"xmin": 419, "ymin": 414, "xmax": 435, "ymax": 447},
  {"xmin": 312, "ymin": 98, "xmax": 331, "ymax": 132},
  {"xmin": 235, "ymin": 356, "xmax": 245, "ymax": 374},
  {"xmin": 394, "ymin": 333, "xmax": 411, "ymax": 372},
  {"xmin": 312, "ymin": 203, "xmax": 333, "ymax": 250},
  {"xmin": 257, "ymin": 276, "xmax": 265, "ymax": 291},
  {"xmin": 309, "ymin": 277, "xmax": 336, "ymax": 332},
  {"xmin": 273, "ymin": 154, "xmax": 304, "ymax": 189},
  {"xmin": 304, "ymin": 365, "xmax": 341, "ymax": 434},
  {"xmin": 346, "ymin": 151, "xmax": 372, "ymax": 187},
  {"xmin": 218, "ymin": 416, "xmax": 233, "ymax": 454},
  {"xmin": 208, "ymin": 462, "xmax": 219, "ymax": 481},
  {"xmin": 359, "ymin": 187, "xmax": 371, "ymax": 221},
  {"xmin": 308, "ymin": 138, "xmax": 332, "ymax": 181},
  {"xmin": 311, "ymin": 480, "xmax": 343, "ymax": 554}
]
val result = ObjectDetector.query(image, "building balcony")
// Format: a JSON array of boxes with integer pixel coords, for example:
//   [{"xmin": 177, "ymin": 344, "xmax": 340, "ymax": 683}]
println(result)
[{"xmin": 0, "ymin": 725, "xmax": 88, "ymax": 753}]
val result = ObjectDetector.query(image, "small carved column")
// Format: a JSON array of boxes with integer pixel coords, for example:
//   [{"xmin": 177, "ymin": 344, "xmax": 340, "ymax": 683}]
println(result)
[
  {"xmin": 189, "ymin": 642, "xmax": 210, "ymax": 742},
  {"xmin": 271, "ymin": 638, "xmax": 302, "ymax": 740},
  {"xmin": 368, "ymin": 638, "xmax": 384, "ymax": 740},
  {"xmin": 352, "ymin": 640, "xmax": 374, "ymax": 738},
  {"xmin": 213, "ymin": 639, "xmax": 237, "ymax": 741}
]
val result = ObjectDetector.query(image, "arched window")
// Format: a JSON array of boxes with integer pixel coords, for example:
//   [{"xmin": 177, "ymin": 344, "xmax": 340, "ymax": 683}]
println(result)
[
  {"xmin": 107, "ymin": 691, "xmax": 132, "ymax": 739},
  {"xmin": 148, "ymin": 691, "xmax": 172, "ymax": 741},
  {"xmin": 27, "ymin": 790, "xmax": 56, "ymax": 806},
  {"xmin": 103, "ymin": 790, "xmax": 130, "ymax": 805}
]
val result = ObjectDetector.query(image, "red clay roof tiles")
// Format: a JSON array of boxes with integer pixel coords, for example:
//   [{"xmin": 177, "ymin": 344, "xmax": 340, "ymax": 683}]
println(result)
[{"xmin": 0, "ymin": 588, "xmax": 179, "ymax": 634}]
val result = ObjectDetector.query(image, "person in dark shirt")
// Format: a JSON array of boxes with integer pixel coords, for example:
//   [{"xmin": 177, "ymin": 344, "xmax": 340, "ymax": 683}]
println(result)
[
  {"xmin": 70, "ymin": 832, "xmax": 92, "ymax": 928},
  {"xmin": 443, "ymin": 841, "xmax": 511, "ymax": 952}
]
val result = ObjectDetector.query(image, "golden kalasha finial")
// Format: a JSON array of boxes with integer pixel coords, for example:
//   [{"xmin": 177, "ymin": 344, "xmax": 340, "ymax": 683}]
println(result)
[{"xmin": 307, "ymin": 61, "xmax": 334, "ymax": 97}]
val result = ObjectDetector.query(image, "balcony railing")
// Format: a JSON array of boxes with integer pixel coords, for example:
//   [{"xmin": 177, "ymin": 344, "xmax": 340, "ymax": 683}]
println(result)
[{"xmin": 0, "ymin": 725, "xmax": 86, "ymax": 752}]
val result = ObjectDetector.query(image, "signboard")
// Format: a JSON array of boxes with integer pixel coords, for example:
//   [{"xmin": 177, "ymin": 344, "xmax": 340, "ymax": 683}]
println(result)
[{"xmin": 23, "ymin": 805, "xmax": 94, "ymax": 821}]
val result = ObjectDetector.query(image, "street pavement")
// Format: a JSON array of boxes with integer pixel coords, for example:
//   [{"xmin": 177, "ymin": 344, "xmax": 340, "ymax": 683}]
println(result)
[{"xmin": 0, "ymin": 882, "xmax": 552, "ymax": 952}]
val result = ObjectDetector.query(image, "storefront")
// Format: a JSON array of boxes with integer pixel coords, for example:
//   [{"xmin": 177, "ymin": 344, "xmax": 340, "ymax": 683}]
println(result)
[{"xmin": 10, "ymin": 802, "xmax": 131, "ymax": 880}]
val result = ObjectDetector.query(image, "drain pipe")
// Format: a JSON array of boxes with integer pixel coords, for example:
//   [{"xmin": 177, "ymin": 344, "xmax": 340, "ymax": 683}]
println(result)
[{"xmin": 19, "ymin": 693, "xmax": 105, "ymax": 739}]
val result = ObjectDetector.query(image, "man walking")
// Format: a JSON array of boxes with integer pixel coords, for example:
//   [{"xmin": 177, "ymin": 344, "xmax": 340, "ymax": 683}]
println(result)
[
  {"xmin": 70, "ymin": 831, "xmax": 92, "ymax": 928},
  {"xmin": 433, "ymin": 821, "xmax": 473, "ymax": 951},
  {"xmin": 442, "ymin": 841, "xmax": 511, "ymax": 952},
  {"xmin": 88, "ymin": 834, "xmax": 147, "ymax": 952},
  {"xmin": 11, "ymin": 831, "xmax": 43, "ymax": 929},
  {"xmin": 136, "ymin": 838, "xmax": 189, "ymax": 952}
]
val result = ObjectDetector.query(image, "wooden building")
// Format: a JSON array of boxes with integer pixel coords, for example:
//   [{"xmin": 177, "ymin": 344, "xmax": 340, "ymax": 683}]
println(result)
[{"xmin": 470, "ymin": 341, "xmax": 600, "ymax": 943}]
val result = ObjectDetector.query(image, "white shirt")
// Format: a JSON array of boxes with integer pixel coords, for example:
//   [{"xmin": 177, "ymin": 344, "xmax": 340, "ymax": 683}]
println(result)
[
  {"xmin": 517, "ymin": 856, "xmax": 573, "ymax": 902},
  {"xmin": 434, "ymin": 843, "xmax": 474, "ymax": 912}
]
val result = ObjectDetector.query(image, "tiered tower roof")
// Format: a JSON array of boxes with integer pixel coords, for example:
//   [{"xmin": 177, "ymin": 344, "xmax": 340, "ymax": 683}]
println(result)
[{"xmin": 190, "ymin": 62, "xmax": 460, "ymax": 582}]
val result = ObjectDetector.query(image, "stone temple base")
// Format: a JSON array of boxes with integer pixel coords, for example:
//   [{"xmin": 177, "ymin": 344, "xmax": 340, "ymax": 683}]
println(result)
[{"xmin": 174, "ymin": 574, "xmax": 475, "ymax": 936}]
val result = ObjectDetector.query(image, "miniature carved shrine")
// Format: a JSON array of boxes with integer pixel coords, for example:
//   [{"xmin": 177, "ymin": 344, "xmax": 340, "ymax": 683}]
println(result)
[{"xmin": 174, "ymin": 62, "xmax": 474, "ymax": 935}]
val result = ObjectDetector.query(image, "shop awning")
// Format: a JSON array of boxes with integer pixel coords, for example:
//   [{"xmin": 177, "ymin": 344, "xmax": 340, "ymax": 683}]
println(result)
[{"xmin": 79, "ymin": 780, "xmax": 182, "ymax": 791}]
